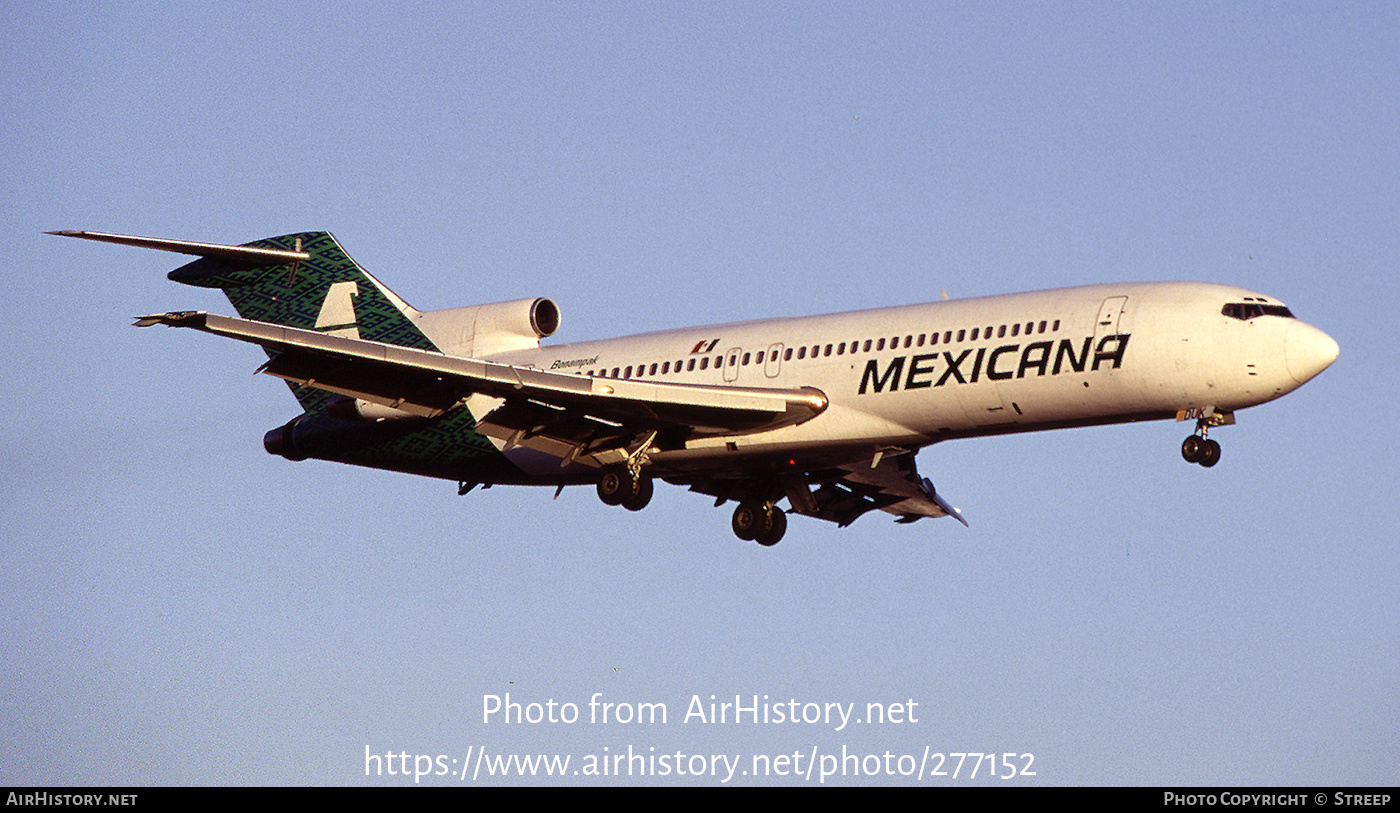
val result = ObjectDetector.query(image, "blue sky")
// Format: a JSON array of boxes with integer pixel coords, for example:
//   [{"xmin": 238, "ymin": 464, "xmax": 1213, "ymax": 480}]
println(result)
[{"xmin": 3, "ymin": 1, "xmax": 1396, "ymax": 785}]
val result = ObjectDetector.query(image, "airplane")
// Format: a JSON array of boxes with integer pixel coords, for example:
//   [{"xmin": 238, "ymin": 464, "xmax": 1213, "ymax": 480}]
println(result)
[{"xmin": 51, "ymin": 229, "xmax": 1339, "ymax": 546}]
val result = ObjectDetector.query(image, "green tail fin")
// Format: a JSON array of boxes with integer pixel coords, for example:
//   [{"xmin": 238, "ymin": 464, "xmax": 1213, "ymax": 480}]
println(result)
[
  {"xmin": 52, "ymin": 229, "xmax": 440, "ymax": 411},
  {"xmin": 168, "ymin": 232, "xmax": 436, "ymax": 350},
  {"xmin": 167, "ymin": 232, "xmax": 438, "ymax": 410}
]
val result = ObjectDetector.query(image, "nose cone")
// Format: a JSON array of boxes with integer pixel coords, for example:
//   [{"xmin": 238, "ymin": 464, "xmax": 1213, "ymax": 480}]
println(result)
[{"xmin": 1285, "ymin": 321, "xmax": 1340, "ymax": 385}]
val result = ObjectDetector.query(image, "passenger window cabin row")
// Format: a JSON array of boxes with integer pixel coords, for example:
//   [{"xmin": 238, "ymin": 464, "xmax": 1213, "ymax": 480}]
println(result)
[{"xmin": 582, "ymin": 318, "xmax": 1064, "ymax": 380}]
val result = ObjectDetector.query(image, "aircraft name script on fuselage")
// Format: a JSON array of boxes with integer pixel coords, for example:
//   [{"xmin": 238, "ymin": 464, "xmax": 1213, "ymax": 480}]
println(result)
[{"xmin": 857, "ymin": 333, "xmax": 1129, "ymax": 395}]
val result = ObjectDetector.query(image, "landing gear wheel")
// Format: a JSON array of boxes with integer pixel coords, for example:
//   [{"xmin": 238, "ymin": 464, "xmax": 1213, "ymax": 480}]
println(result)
[
  {"xmin": 599, "ymin": 469, "xmax": 652, "ymax": 509},
  {"xmin": 621, "ymin": 476, "xmax": 653, "ymax": 511},
  {"xmin": 1198, "ymin": 439, "xmax": 1221, "ymax": 468},
  {"xmin": 1181, "ymin": 435, "xmax": 1204, "ymax": 463},
  {"xmin": 732, "ymin": 502, "xmax": 786, "ymax": 545},
  {"xmin": 754, "ymin": 507, "xmax": 787, "ymax": 547},
  {"xmin": 597, "ymin": 470, "xmax": 627, "ymax": 506},
  {"xmin": 732, "ymin": 502, "xmax": 762, "ymax": 541},
  {"xmin": 1182, "ymin": 435, "xmax": 1221, "ymax": 467}
]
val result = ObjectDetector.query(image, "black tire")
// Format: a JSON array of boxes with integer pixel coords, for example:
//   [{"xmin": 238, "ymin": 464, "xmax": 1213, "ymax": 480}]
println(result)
[
  {"xmin": 1198, "ymin": 439, "xmax": 1221, "ymax": 468},
  {"xmin": 732, "ymin": 502, "xmax": 762, "ymax": 541},
  {"xmin": 597, "ymin": 471, "xmax": 626, "ymax": 505},
  {"xmin": 755, "ymin": 507, "xmax": 786, "ymax": 547},
  {"xmin": 621, "ymin": 476, "xmax": 653, "ymax": 511},
  {"xmin": 1182, "ymin": 435, "xmax": 1204, "ymax": 463}
]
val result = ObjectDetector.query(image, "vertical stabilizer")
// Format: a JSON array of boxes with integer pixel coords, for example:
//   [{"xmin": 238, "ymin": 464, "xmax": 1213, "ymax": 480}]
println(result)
[
  {"xmin": 53, "ymin": 229, "xmax": 439, "ymax": 411},
  {"xmin": 167, "ymin": 232, "xmax": 438, "ymax": 410},
  {"xmin": 166, "ymin": 232, "xmax": 436, "ymax": 351}
]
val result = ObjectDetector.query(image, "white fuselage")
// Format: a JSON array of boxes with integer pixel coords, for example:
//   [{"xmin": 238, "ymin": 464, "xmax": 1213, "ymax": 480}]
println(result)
[{"xmin": 486, "ymin": 281, "xmax": 1337, "ymax": 475}]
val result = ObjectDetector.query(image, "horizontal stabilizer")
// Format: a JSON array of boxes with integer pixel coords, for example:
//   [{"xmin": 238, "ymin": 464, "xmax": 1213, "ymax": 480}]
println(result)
[{"xmin": 48, "ymin": 230, "xmax": 310, "ymax": 267}]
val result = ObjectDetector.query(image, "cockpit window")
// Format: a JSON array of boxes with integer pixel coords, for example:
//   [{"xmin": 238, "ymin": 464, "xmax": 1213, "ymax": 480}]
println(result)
[{"xmin": 1222, "ymin": 302, "xmax": 1295, "ymax": 321}]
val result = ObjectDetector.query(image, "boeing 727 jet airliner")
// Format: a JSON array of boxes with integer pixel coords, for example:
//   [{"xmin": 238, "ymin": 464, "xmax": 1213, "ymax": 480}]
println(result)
[{"xmin": 53, "ymin": 230, "xmax": 1339, "ymax": 545}]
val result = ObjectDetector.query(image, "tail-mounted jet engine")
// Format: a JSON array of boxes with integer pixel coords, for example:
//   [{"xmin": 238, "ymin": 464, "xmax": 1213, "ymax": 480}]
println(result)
[{"xmin": 263, "ymin": 413, "xmax": 427, "ymax": 461}]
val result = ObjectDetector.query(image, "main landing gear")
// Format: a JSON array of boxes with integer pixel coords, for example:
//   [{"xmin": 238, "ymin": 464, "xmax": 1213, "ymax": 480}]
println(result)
[
  {"xmin": 594, "ymin": 470, "xmax": 789, "ymax": 546},
  {"xmin": 731, "ymin": 501, "xmax": 787, "ymax": 546},
  {"xmin": 595, "ymin": 431, "xmax": 658, "ymax": 512},
  {"xmin": 596, "ymin": 469, "xmax": 653, "ymax": 511}
]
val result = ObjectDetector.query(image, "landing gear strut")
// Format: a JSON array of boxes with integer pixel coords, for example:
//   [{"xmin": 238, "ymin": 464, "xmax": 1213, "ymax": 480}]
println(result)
[{"xmin": 732, "ymin": 501, "xmax": 787, "ymax": 546}]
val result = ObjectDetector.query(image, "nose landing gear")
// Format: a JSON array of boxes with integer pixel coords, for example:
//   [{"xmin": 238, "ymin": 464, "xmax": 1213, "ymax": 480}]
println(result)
[
  {"xmin": 1178, "ymin": 407, "xmax": 1233, "ymax": 468},
  {"xmin": 1181, "ymin": 434, "xmax": 1221, "ymax": 467}
]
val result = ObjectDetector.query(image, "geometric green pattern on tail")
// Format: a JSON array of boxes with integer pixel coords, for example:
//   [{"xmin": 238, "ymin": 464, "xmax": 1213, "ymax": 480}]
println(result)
[
  {"xmin": 333, "ymin": 407, "xmax": 515, "ymax": 482},
  {"xmin": 168, "ymin": 232, "xmax": 438, "ymax": 350},
  {"xmin": 167, "ymin": 232, "xmax": 440, "ymax": 410}
]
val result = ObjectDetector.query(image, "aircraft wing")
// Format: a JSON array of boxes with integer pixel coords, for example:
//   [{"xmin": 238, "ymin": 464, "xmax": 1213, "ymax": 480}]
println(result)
[
  {"xmin": 791, "ymin": 450, "xmax": 968, "ymax": 527},
  {"xmin": 681, "ymin": 447, "xmax": 967, "ymax": 528},
  {"xmin": 134, "ymin": 310, "xmax": 828, "ymax": 444}
]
